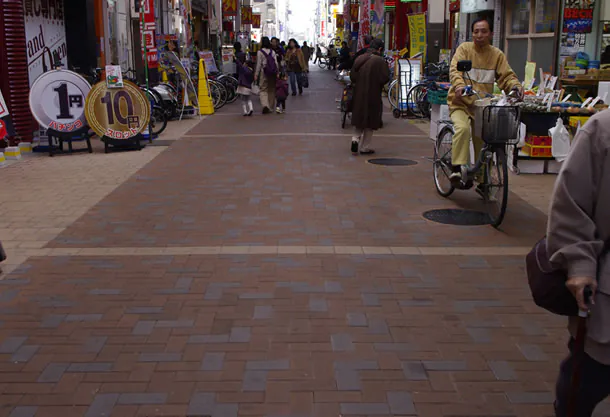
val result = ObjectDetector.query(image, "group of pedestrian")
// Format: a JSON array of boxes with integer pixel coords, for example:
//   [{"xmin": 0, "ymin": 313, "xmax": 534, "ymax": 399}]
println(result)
[{"xmin": 234, "ymin": 37, "xmax": 310, "ymax": 116}]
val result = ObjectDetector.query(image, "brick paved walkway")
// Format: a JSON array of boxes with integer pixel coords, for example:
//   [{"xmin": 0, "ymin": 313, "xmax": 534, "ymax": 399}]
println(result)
[{"xmin": 0, "ymin": 68, "xmax": 607, "ymax": 417}]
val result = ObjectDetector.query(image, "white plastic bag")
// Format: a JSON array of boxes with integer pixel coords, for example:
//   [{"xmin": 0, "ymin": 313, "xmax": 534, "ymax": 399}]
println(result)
[
  {"xmin": 517, "ymin": 122, "xmax": 527, "ymax": 149},
  {"xmin": 549, "ymin": 117, "xmax": 571, "ymax": 162},
  {"xmin": 251, "ymin": 84, "xmax": 260, "ymax": 96}
]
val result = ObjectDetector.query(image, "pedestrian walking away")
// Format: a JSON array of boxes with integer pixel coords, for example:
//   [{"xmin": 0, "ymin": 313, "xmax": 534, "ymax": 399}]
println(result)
[
  {"xmin": 302, "ymin": 41, "xmax": 312, "ymax": 68},
  {"xmin": 235, "ymin": 42, "xmax": 254, "ymax": 116},
  {"xmin": 255, "ymin": 36, "xmax": 280, "ymax": 114},
  {"xmin": 314, "ymin": 45, "xmax": 323, "ymax": 64},
  {"xmin": 349, "ymin": 38, "xmax": 390, "ymax": 155},
  {"xmin": 546, "ymin": 109, "xmax": 610, "ymax": 417},
  {"xmin": 285, "ymin": 38, "xmax": 307, "ymax": 96},
  {"xmin": 275, "ymin": 73, "xmax": 289, "ymax": 113}
]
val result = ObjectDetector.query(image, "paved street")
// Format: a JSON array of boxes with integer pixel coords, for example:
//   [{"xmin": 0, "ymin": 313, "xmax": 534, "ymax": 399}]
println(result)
[{"xmin": 0, "ymin": 67, "xmax": 606, "ymax": 417}]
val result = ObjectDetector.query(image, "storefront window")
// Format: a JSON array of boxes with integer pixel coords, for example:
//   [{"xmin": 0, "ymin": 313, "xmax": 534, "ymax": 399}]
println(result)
[
  {"xmin": 534, "ymin": 0, "xmax": 557, "ymax": 33},
  {"xmin": 511, "ymin": 0, "xmax": 530, "ymax": 35}
]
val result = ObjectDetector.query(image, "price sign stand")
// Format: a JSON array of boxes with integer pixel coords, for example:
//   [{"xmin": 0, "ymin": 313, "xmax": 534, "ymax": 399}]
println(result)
[
  {"xmin": 101, "ymin": 134, "xmax": 144, "ymax": 154},
  {"xmin": 46, "ymin": 127, "xmax": 94, "ymax": 157}
]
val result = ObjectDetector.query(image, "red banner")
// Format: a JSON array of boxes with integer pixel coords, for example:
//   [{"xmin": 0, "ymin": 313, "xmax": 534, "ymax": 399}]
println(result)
[
  {"xmin": 223, "ymin": 0, "xmax": 238, "ymax": 16},
  {"xmin": 241, "ymin": 6, "xmax": 252, "ymax": 24},
  {"xmin": 252, "ymin": 14, "xmax": 261, "ymax": 28},
  {"xmin": 351, "ymin": 3, "xmax": 359, "ymax": 21},
  {"xmin": 336, "ymin": 14, "xmax": 344, "ymax": 28},
  {"xmin": 140, "ymin": 0, "xmax": 158, "ymax": 69}
]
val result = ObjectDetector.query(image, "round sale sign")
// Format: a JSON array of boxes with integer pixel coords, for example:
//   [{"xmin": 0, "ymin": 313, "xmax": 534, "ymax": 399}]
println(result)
[
  {"xmin": 85, "ymin": 81, "xmax": 150, "ymax": 140},
  {"xmin": 29, "ymin": 70, "xmax": 91, "ymax": 133}
]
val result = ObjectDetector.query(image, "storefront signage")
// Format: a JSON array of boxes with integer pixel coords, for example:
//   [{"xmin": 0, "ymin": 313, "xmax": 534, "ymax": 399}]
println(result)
[
  {"xmin": 460, "ymin": 0, "xmax": 495, "ymax": 13},
  {"xmin": 241, "ymin": 6, "xmax": 253, "ymax": 24},
  {"xmin": 85, "ymin": 81, "xmax": 150, "ymax": 140},
  {"xmin": 0, "ymin": 89, "xmax": 15, "ymax": 140},
  {"xmin": 358, "ymin": 0, "xmax": 371, "ymax": 50},
  {"xmin": 199, "ymin": 51, "xmax": 219, "ymax": 74},
  {"xmin": 563, "ymin": 0, "xmax": 595, "ymax": 33},
  {"xmin": 351, "ymin": 3, "xmax": 360, "ymax": 21},
  {"xmin": 222, "ymin": 0, "xmax": 237, "ymax": 16},
  {"xmin": 24, "ymin": 0, "xmax": 67, "ymax": 86},
  {"xmin": 408, "ymin": 13, "xmax": 427, "ymax": 61},
  {"xmin": 336, "ymin": 14, "xmax": 345, "ymax": 29},
  {"xmin": 449, "ymin": 0, "xmax": 460, "ymax": 12},
  {"xmin": 371, "ymin": 0, "xmax": 385, "ymax": 40},
  {"xmin": 252, "ymin": 14, "xmax": 261, "ymax": 29},
  {"xmin": 140, "ymin": 0, "xmax": 159, "ymax": 68},
  {"xmin": 29, "ymin": 70, "xmax": 91, "ymax": 133}
]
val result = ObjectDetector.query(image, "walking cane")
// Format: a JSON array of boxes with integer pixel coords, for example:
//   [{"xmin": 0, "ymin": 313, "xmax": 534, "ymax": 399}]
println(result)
[{"xmin": 567, "ymin": 285, "xmax": 593, "ymax": 417}]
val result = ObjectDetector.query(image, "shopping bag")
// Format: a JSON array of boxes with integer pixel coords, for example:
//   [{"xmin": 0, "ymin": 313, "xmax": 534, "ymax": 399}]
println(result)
[
  {"xmin": 251, "ymin": 84, "xmax": 260, "ymax": 96},
  {"xmin": 302, "ymin": 72, "xmax": 309, "ymax": 88},
  {"xmin": 549, "ymin": 118, "xmax": 571, "ymax": 162}
]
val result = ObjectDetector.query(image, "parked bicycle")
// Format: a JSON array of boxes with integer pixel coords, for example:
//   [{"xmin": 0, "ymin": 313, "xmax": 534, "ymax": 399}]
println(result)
[{"xmin": 432, "ymin": 60, "xmax": 521, "ymax": 228}]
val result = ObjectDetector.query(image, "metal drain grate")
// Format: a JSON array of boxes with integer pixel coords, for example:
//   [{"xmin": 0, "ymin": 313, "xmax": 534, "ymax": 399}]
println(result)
[{"xmin": 423, "ymin": 209, "xmax": 491, "ymax": 226}]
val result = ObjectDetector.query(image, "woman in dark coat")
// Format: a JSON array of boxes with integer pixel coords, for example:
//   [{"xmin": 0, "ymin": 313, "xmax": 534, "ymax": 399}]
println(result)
[{"xmin": 349, "ymin": 39, "xmax": 390, "ymax": 155}]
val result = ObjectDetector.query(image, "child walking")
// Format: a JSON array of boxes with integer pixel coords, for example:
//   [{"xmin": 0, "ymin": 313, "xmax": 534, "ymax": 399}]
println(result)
[
  {"xmin": 275, "ymin": 73, "xmax": 289, "ymax": 114},
  {"xmin": 235, "ymin": 43, "xmax": 254, "ymax": 116}
]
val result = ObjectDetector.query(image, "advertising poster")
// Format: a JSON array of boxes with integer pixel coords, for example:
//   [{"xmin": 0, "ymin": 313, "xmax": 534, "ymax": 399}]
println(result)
[
  {"xmin": 252, "ymin": 14, "xmax": 261, "ymax": 29},
  {"xmin": 371, "ymin": 0, "xmax": 385, "ymax": 40},
  {"xmin": 408, "ymin": 13, "xmax": 427, "ymax": 61},
  {"xmin": 199, "ymin": 51, "xmax": 219, "ymax": 74},
  {"xmin": 560, "ymin": 32, "xmax": 586, "ymax": 55},
  {"xmin": 105, "ymin": 66, "xmax": 124, "ymax": 88},
  {"xmin": 350, "ymin": 3, "xmax": 359, "ymax": 22},
  {"xmin": 357, "ymin": 0, "xmax": 371, "ymax": 50},
  {"xmin": 336, "ymin": 14, "xmax": 344, "ymax": 29},
  {"xmin": 0, "ymin": 89, "xmax": 15, "ymax": 140},
  {"xmin": 563, "ymin": 0, "xmax": 595, "ymax": 33},
  {"xmin": 24, "ymin": 0, "xmax": 67, "ymax": 86},
  {"xmin": 222, "ymin": 0, "xmax": 237, "ymax": 16},
  {"xmin": 242, "ymin": 6, "xmax": 253, "ymax": 25},
  {"xmin": 140, "ymin": 0, "xmax": 158, "ymax": 68}
]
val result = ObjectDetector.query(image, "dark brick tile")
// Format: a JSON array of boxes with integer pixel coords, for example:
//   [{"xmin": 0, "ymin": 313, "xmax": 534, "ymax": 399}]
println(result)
[
  {"xmin": 246, "ymin": 360, "xmax": 289, "ymax": 370},
  {"xmin": 242, "ymin": 370, "xmax": 267, "ymax": 392},
  {"xmin": 340, "ymin": 403, "xmax": 389, "ymax": 415},
  {"xmin": 201, "ymin": 352, "xmax": 225, "ymax": 371},
  {"xmin": 402, "ymin": 362, "xmax": 428, "ymax": 381},
  {"xmin": 229, "ymin": 327, "xmax": 251, "ymax": 342},
  {"xmin": 67, "ymin": 363, "xmax": 113, "ymax": 372},
  {"xmin": 387, "ymin": 391, "xmax": 416, "ymax": 415},
  {"xmin": 506, "ymin": 391, "xmax": 554, "ymax": 404},
  {"xmin": 38, "ymin": 363, "xmax": 69, "ymax": 383},
  {"xmin": 0, "ymin": 336, "xmax": 27, "ymax": 354},
  {"xmin": 488, "ymin": 361, "xmax": 517, "ymax": 381},
  {"xmin": 138, "ymin": 353, "xmax": 182, "ymax": 362},
  {"xmin": 11, "ymin": 345, "xmax": 39, "ymax": 363},
  {"xmin": 8, "ymin": 407, "xmax": 38, "ymax": 417},
  {"xmin": 85, "ymin": 393, "xmax": 119, "ymax": 417},
  {"xmin": 331, "ymin": 334, "xmax": 354, "ymax": 352},
  {"xmin": 118, "ymin": 393, "xmax": 168, "ymax": 405},
  {"xmin": 422, "ymin": 361, "xmax": 467, "ymax": 371}
]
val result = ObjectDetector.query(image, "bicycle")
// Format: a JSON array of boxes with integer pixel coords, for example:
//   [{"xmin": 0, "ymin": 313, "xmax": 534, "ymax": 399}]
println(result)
[{"xmin": 432, "ymin": 60, "xmax": 521, "ymax": 228}]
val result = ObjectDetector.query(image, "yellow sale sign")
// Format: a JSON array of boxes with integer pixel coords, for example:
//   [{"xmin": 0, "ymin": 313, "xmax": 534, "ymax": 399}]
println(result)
[{"xmin": 408, "ymin": 13, "xmax": 427, "ymax": 61}]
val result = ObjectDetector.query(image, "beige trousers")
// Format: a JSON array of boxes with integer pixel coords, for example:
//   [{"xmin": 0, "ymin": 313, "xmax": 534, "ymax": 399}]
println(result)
[
  {"xmin": 259, "ymin": 76, "xmax": 277, "ymax": 110},
  {"xmin": 450, "ymin": 109, "xmax": 482, "ymax": 167}
]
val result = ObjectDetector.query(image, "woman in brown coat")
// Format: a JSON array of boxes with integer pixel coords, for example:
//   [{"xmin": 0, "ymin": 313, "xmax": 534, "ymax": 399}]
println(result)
[
  {"xmin": 349, "ymin": 39, "xmax": 390, "ymax": 155},
  {"xmin": 285, "ymin": 38, "xmax": 307, "ymax": 96}
]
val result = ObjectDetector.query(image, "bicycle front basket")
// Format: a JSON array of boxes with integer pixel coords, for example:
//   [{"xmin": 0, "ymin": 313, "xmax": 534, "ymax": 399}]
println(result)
[{"xmin": 474, "ymin": 102, "xmax": 521, "ymax": 145}]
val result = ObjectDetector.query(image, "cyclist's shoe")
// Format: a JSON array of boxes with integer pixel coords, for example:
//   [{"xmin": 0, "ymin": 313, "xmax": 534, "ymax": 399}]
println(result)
[
  {"xmin": 449, "ymin": 165, "xmax": 468, "ymax": 184},
  {"xmin": 351, "ymin": 140, "xmax": 359, "ymax": 155}
]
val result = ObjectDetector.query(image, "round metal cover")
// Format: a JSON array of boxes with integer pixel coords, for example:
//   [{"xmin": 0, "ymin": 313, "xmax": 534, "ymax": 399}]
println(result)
[
  {"xmin": 423, "ymin": 209, "xmax": 491, "ymax": 226},
  {"xmin": 367, "ymin": 158, "xmax": 418, "ymax": 166},
  {"xmin": 29, "ymin": 70, "xmax": 91, "ymax": 133}
]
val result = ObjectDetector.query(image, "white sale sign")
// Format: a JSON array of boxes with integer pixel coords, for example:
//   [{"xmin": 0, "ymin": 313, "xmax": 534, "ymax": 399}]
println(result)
[{"xmin": 24, "ymin": 0, "xmax": 68, "ymax": 86}]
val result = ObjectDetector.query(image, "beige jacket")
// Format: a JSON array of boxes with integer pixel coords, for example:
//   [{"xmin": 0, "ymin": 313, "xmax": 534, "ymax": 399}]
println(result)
[
  {"xmin": 547, "ymin": 110, "xmax": 610, "ymax": 364},
  {"xmin": 448, "ymin": 42, "xmax": 521, "ymax": 116}
]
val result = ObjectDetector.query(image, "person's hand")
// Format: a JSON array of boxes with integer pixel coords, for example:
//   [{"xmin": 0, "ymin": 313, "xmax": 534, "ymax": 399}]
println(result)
[
  {"xmin": 454, "ymin": 87, "xmax": 465, "ymax": 101},
  {"xmin": 566, "ymin": 277, "xmax": 597, "ymax": 311},
  {"xmin": 510, "ymin": 86, "xmax": 524, "ymax": 100}
]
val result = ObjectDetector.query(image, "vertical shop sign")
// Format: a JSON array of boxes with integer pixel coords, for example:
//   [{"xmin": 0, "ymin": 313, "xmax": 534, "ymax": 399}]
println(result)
[
  {"xmin": 357, "ymin": 0, "xmax": 370, "ymax": 50},
  {"xmin": 242, "ymin": 6, "xmax": 253, "ymax": 24},
  {"xmin": 0, "ymin": 88, "xmax": 15, "ymax": 140},
  {"xmin": 351, "ymin": 3, "xmax": 360, "ymax": 21},
  {"xmin": 223, "ymin": 0, "xmax": 237, "ymax": 16},
  {"xmin": 24, "ymin": 0, "xmax": 67, "ymax": 86},
  {"xmin": 140, "ymin": 0, "xmax": 158, "ymax": 68},
  {"xmin": 563, "ymin": 0, "xmax": 595, "ymax": 33},
  {"xmin": 371, "ymin": 0, "xmax": 385, "ymax": 40},
  {"xmin": 408, "ymin": 13, "xmax": 426, "ymax": 60},
  {"xmin": 336, "ymin": 14, "xmax": 345, "ymax": 29},
  {"xmin": 252, "ymin": 14, "xmax": 261, "ymax": 28}
]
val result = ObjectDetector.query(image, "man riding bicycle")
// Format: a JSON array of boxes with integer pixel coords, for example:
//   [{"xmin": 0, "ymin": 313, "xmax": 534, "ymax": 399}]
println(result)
[{"xmin": 448, "ymin": 18, "xmax": 523, "ymax": 186}]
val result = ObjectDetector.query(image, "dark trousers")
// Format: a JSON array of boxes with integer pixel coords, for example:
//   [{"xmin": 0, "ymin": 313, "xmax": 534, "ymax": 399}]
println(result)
[
  {"xmin": 288, "ymin": 72, "xmax": 302, "ymax": 94},
  {"xmin": 555, "ymin": 338, "xmax": 610, "ymax": 417},
  {"xmin": 277, "ymin": 98, "xmax": 286, "ymax": 110}
]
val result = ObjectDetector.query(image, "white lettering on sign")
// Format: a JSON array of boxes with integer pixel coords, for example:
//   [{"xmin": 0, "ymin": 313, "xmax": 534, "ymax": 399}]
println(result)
[{"xmin": 24, "ymin": 0, "xmax": 68, "ymax": 87}]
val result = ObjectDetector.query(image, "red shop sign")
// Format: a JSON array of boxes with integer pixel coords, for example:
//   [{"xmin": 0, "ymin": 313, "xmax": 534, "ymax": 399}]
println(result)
[{"xmin": 140, "ymin": 0, "xmax": 158, "ymax": 69}]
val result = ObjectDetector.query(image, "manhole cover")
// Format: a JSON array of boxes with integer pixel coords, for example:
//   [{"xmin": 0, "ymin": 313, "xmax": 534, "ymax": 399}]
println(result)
[
  {"xmin": 423, "ymin": 209, "xmax": 491, "ymax": 226},
  {"xmin": 367, "ymin": 158, "xmax": 418, "ymax": 166}
]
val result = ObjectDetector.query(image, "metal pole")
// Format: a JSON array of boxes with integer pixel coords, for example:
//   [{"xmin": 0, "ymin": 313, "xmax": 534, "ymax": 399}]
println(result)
[{"xmin": 141, "ymin": 3, "xmax": 153, "ymax": 142}]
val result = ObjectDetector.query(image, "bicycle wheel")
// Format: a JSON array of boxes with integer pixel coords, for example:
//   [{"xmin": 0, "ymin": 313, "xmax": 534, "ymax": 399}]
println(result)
[
  {"xmin": 433, "ymin": 125, "xmax": 455, "ymax": 197},
  {"xmin": 482, "ymin": 146, "xmax": 509, "ymax": 228},
  {"xmin": 149, "ymin": 106, "xmax": 168, "ymax": 136},
  {"xmin": 219, "ymin": 76, "xmax": 239, "ymax": 104},
  {"xmin": 387, "ymin": 80, "xmax": 399, "ymax": 110},
  {"xmin": 208, "ymin": 81, "xmax": 222, "ymax": 109},
  {"xmin": 407, "ymin": 84, "xmax": 430, "ymax": 119}
]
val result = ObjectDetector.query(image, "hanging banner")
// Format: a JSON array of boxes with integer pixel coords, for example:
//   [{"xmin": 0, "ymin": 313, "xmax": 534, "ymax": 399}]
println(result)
[
  {"xmin": 336, "ymin": 14, "xmax": 345, "ymax": 29},
  {"xmin": 0, "ymin": 88, "xmax": 15, "ymax": 140},
  {"xmin": 140, "ymin": 0, "xmax": 158, "ymax": 69},
  {"xmin": 24, "ymin": 0, "xmax": 67, "ymax": 86},
  {"xmin": 252, "ymin": 14, "xmax": 261, "ymax": 28},
  {"xmin": 563, "ymin": 0, "xmax": 595, "ymax": 33},
  {"xmin": 223, "ymin": 0, "xmax": 238, "ymax": 16},
  {"xmin": 351, "ymin": 3, "xmax": 360, "ymax": 21},
  {"xmin": 242, "ymin": 6, "xmax": 253, "ymax": 24},
  {"xmin": 344, "ymin": 0, "xmax": 351, "ymax": 26},
  {"xmin": 371, "ymin": 0, "xmax": 385, "ymax": 39},
  {"xmin": 357, "ymin": 0, "xmax": 371, "ymax": 50},
  {"xmin": 408, "ymin": 13, "xmax": 427, "ymax": 60}
]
